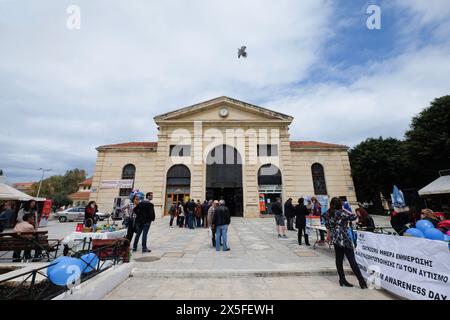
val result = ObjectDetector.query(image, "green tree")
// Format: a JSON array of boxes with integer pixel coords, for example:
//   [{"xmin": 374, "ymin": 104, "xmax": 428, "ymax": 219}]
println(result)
[
  {"xmin": 349, "ymin": 137, "xmax": 411, "ymax": 213},
  {"xmin": 52, "ymin": 192, "xmax": 73, "ymax": 208},
  {"xmin": 30, "ymin": 168, "xmax": 87, "ymax": 200},
  {"xmin": 404, "ymin": 95, "xmax": 450, "ymax": 187}
]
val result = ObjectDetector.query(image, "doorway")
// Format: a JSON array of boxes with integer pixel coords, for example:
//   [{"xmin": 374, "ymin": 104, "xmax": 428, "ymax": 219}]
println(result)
[
  {"xmin": 206, "ymin": 145, "xmax": 243, "ymax": 217},
  {"xmin": 165, "ymin": 164, "xmax": 191, "ymax": 216}
]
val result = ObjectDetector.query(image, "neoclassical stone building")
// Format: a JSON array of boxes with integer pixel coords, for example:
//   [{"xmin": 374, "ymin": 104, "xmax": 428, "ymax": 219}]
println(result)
[{"xmin": 90, "ymin": 97, "xmax": 357, "ymax": 217}]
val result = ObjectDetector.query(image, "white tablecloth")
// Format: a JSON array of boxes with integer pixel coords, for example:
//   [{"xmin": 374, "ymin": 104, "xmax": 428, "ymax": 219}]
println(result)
[{"xmin": 63, "ymin": 229, "xmax": 127, "ymax": 244}]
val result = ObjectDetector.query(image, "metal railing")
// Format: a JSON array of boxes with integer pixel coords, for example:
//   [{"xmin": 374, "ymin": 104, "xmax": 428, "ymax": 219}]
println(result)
[{"xmin": 0, "ymin": 238, "xmax": 129, "ymax": 300}]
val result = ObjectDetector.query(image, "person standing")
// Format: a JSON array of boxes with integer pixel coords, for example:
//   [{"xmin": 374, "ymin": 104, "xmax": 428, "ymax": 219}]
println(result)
[
  {"xmin": 295, "ymin": 198, "xmax": 310, "ymax": 246},
  {"xmin": 325, "ymin": 197, "xmax": 367, "ymax": 289},
  {"xmin": 207, "ymin": 200, "xmax": 218, "ymax": 247},
  {"xmin": 212, "ymin": 200, "xmax": 231, "ymax": 251},
  {"xmin": 132, "ymin": 192, "xmax": 155, "ymax": 253},
  {"xmin": 311, "ymin": 197, "xmax": 325, "ymax": 245},
  {"xmin": 121, "ymin": 196, "xmax": 139, "ymax": 242},
  {"xmin": 272, "ymin": 197, "xmax": 287, "ymax": 239},
  {"xmin": 17, "ymin": 200, "xmax": 37, "ymax": 225},
  {"xmin": 186, "ymin": 199, "xmax": 196, "ymax": 229},
  {"xmin": 284, "ymin": 198, "xmax": 295, "ymax": 231},
  {"xmin": 169, "ymin": 202, "xmax": 177, "ymax": 228},
  {"xmin": 0, "ymin": 201, "xmax": 14, "ymax": 232},
  {"xmin": 84, "ymin": 201, "xmax": 98, "ymax": 228},
  {"xmin": 195, "ymin": 200, "xmax": 202, "ymax": 228},
  {"xmin": 177, "ymin": 201, "xmax": 185, "ymax": 227},
  {"xmin": 202, "ymin": 200, "xmax": 210, "ymax": 228}
]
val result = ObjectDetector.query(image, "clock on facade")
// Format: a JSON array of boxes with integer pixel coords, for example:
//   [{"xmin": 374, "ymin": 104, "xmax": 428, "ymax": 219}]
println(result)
[{"xmin": 219, "ymin": 107, "xmax": 229, "ymax": 117}]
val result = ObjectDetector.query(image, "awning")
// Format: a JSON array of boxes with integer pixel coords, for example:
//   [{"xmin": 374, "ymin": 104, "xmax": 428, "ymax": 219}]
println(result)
[
  {"xmin": 418, "ymin": 175, "xmax": 450, "ymax": 196},
  {"xmin": 0, "ymin": 183, "xmax": 46, "ymax": 201}
]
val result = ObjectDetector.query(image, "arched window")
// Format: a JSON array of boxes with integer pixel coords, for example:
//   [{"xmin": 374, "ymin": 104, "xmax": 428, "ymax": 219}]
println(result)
[
  {"xmin": 258, "ymin": 164, "xmax": 282, "ymax": 185},
  {"xmin": 166, "ymin": 164, "xmax": 191, "ymax": 186},
  {"xmin": 311, "ymin": 163, "xmax": 327, "ymax": 195},
  {"xmin": 120, "ymin": 164, "xmax": 136, "ymax": 196}
]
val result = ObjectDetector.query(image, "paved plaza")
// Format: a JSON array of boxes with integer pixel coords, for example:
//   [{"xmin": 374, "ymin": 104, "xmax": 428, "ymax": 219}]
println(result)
[{"xmin": 105, "ymin": 215, "xmax": 395, "ymax": 300}]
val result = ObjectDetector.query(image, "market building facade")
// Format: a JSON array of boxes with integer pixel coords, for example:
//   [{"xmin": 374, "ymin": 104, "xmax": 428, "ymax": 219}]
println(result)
[{"xmin": 89, "ymin": 96, "xmax": 357, "ymax": 218}]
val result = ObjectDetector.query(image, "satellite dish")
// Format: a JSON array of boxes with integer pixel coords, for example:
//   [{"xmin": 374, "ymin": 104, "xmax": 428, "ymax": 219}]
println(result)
[{"xmin": 238, "ymin": 46, "xmax": 247, "ymax": 58}]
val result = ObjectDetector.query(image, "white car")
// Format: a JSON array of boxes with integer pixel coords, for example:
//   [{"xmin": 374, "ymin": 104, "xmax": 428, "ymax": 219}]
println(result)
[{"xmin": 54, "ymin": 207, "xmax": 111, "ymax": 223}]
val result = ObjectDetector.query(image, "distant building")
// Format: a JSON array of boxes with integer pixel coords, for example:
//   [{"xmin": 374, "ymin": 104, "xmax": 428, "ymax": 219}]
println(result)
[
  {"xmin": 69, "ymin": 178, "xmax": 92, "ymax": 207},
  {"xmin": 13, "ymin": 182, "xmax": 35, "ymax": 195}
]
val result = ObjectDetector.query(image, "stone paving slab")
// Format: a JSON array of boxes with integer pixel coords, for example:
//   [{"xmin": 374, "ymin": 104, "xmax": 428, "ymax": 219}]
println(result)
[{"xmin": 106, "ymin": 216, "xmax": 396, "ymax": 300}]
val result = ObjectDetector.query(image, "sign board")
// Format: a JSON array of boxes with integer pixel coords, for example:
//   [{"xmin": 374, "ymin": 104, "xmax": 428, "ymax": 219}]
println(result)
[
  {"xmin": 259, "ymin": 193, "xmax": 266, "ymax": 212},
  {"xmin": 355, "ymin": 231, "xmax": 450, "ymax": 300},
  {"xmin": 100, "ymin": 180, "xmax": 133, "ymax": 189},
  {"xmin": 39, "ymin": 199, "xmax": 52, "ymax": 227}
]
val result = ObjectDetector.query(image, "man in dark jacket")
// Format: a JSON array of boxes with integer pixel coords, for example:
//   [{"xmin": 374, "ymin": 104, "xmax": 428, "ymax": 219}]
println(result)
[
  {"xmin": 186, "ymin": 199, "xmax": 196, "ymax": 229},
  {"xmin": 284, "ymin": 198, "xmax": 296, "ymax": 231},
  {"xmin": 212, "ymin": 200, "xmax": 231, "ymax": 251},
  {"xmin": 295, "ymin": 198, "xmax": 310, "ymax": 246},
  {"xmin": 133, "ymin": 192, "xmax": 155, "ymax": 253}
]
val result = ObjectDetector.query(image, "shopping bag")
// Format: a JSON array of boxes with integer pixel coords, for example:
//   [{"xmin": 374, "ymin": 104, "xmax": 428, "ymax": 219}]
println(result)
[{"xmin": 208, "ymin": 227, "xmax": 213, "ymax": 238}]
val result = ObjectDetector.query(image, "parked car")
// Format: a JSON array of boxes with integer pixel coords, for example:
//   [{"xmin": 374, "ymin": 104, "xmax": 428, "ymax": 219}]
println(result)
[{"xmin": 54, "ymin": 207, "xmax": 111, "ymax": 223}]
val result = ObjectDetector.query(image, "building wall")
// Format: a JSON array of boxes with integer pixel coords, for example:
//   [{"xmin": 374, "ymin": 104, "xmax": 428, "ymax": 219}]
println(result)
[{"xmin": 90, "ymin": 150, "xmax": 158, "ymax": 214}]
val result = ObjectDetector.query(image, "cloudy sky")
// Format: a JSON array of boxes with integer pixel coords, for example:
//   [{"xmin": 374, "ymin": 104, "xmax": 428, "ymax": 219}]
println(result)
[{"xmin": 1, "ymin": 0, "xmax": 449, "ymax": 183}]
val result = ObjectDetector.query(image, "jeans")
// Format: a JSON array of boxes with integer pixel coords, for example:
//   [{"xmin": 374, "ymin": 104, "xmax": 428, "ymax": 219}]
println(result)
[
  {"xmin": 169, "ymin": 215, "xmax": 175, "ymax": 227},
  {"xmin": 195, "ymin": 216, "xmax": 202, "ymax": 228},
  {"xmin": 215, "ymin": 225, "xmax": 229, "ymax": 251},
  {"xmin": 188, "ymin": 212, "xmax": 194, "ymax": 229},
  {"xmin": 133, "ymin": 222, "xmax": 151, "ymax": 251},
  {"xmin": 178, "ymin": 216, "xmax": 185, "ymax": 227},
  {"xmin": 334, "ymin": 244, "xmax": 365, "ymax": 283},
  {"xmin": 287, "ymin": 217, "xmax": 295, "ymax": 230}
]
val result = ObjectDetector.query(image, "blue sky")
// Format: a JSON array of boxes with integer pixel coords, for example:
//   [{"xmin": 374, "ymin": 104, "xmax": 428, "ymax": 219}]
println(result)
[{"xmin": 0, "ymin": 0, "xmax": 449, "ymax": 183}]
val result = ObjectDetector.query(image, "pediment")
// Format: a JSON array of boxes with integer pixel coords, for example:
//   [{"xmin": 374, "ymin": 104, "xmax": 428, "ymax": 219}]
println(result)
[{"xmin": 154, "ymin": 97, "xmax": 293, "ymax": 123}]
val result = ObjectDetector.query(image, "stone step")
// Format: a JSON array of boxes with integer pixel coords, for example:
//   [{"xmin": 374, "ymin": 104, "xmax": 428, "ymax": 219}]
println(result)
[{"xmin": 131, "ymin": 268, "xmax": 354, "ymax": 278}]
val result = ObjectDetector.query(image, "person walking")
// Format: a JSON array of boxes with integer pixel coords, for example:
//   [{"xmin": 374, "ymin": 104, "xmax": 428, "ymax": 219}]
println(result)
[
  {"xmin": 207, "ymin": 200, "xmax": 218, "ymax": 247},
  {"xmin": 284, "ymin": 198, "xmax": 295, "ymax": 231},
  {"xmin": 212, "ymin": 200, "xmax": 231, "ymax": 251},
  {"xmin": 121, "ymin": 196, "xmax": 139, "ymax": 242},
  {"xmin": 169, "ymin": 202, "xmax": 177, "ymax": 228},
  {"xmin": 202, "ymin": 200, "xmax": 210, "ymax": 228},
  {"xmin": 295, "ymin": 198, "xmax": 310, "ymax": 246},
  {"xmin": 132, "ymin": 192, "xmax": 155, "ymax": 253},
  {"xmin": 272, "ymin": 197, "xmax": 287, "ymax": 239},
  {"xmin": 325, "ymin": 197, "xmax": 367, "ymax": 289}
]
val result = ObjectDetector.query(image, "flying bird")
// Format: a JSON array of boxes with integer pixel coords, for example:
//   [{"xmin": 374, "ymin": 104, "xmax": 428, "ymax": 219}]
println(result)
[{"xmin": 238, "ymin": 46, "xmax": 247, "ymax": 58}]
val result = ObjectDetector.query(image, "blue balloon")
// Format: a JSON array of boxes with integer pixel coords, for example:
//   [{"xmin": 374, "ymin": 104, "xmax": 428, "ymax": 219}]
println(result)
[
  {"xmin": 404, "ymin": 228, "xmax": 425, "ymax": 238},
  {"xmin": 80, "ymin": 253, "xmax": 99, "ymax": 273},
  {"xmin": 47, "ymin": 256, "xmax": 69, "ymax": 274},
  {"xmin": 424, "ymin": 228, "xmax": 445, "ymax": 241},
  {"xmin": 47, "ymin": 257, "xmax": 83, "ymax": 287},
  {"xmin": 416, "ymin": 220, "xmax": 434, "ymax": 233}
]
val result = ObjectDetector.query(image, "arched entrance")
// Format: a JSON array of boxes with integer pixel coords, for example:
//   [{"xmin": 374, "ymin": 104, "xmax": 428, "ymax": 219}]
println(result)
[
  {"xmin": 258, "ymin": 164, "xmax": 282, "ymax": 215},
  {"xmin": 205, "ymin": 144, "xmax": 243, "ymax": 217},
  {"xmin": 165, "ymin": 164, "xmax": 191, "ymax": 215}
]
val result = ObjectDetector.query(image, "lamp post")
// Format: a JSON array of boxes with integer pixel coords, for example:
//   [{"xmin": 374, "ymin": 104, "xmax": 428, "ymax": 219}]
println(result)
[{"xmin": 36, "ymin": 168, "xmax": 52, "ymax": 198}]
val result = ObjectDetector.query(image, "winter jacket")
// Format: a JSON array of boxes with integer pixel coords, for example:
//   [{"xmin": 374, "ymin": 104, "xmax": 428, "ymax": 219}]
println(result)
[
  {"xmin": 134, "ymin": 200, "xmax": 155, "ymax": 225},
  {"xmin": 284, "ymin": 201, "xmax": 295, "ymax": 218},
  {"xmin": 212, "ymin": 205, "xmax": 230, "ymax": 227},
  {"xmin": 294, "ymin": 204, "xmax": 309, "ymax": 228}
]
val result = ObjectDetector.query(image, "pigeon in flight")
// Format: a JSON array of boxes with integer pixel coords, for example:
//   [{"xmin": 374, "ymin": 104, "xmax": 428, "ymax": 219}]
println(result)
[{"xmin": 238, "ymin": 46, "xmax": 247, "ymax": 58}]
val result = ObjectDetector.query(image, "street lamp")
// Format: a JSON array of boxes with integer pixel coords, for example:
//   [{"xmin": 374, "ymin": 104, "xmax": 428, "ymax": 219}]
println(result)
[{"xmin": 37, "ymin": 168, "xmax": 52, "ymax": 198}]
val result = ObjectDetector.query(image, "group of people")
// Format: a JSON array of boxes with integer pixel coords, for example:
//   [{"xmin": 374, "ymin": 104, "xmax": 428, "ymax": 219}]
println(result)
[
  {"xmin": 390, "ymin": 207, "xmax": 449, "ymax": 235},
  {"xmin": 167, "ymin": 198, "xmax": 231, "ymax": 251},
  {"xmin": 0, "ymin": 200, "xmax": 42, "ymax": 262},
  {"xmin": 168, "ymin": 199, "xmax": 211, "ymax": 230},
  {"xmin": 119, "ymin": 192, "xmax": 156, "ymax": 253}
]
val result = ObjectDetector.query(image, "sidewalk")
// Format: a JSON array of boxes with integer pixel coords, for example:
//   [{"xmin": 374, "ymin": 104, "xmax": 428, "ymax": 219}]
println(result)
[{"xmin": 106, "ymin": 216, "xmax": 395, "ymax": 300}]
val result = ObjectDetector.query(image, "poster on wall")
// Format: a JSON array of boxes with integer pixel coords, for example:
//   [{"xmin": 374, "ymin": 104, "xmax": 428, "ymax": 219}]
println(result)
[
  {"xmin": 355, "ymin": 231, "xmax": 450, "ymax": 300},
  {"xmin": 100, "ymin": 179, "xmax": 134, "ymax": 189}
]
